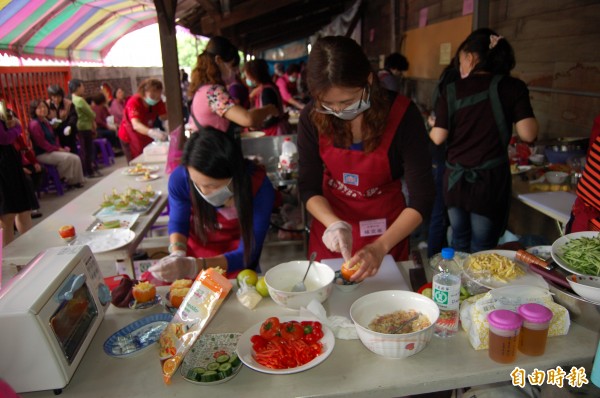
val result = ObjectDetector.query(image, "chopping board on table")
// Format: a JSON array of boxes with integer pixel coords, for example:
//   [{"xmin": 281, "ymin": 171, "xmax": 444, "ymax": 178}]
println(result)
[{"xmin": 321, "ymin": 255, "xmax": 410, "ymax": 317}]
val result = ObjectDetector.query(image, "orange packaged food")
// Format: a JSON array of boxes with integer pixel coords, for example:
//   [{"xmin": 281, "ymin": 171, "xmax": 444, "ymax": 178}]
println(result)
[{"xmin": 159, "ymin": 267, "xmax": 232, "ymax": 384}]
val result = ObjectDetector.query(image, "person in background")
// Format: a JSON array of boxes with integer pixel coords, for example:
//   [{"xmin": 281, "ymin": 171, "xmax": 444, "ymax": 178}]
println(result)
[
  {"xmin": 188, "ymin": 36, "xmax": 277, "ymax": 136},
  {"xmin": 90, "ymin": 93, "xmax": 121, "ymax": 153},
  {"xmin": 297, "ymin": 36, "xmax": 434, "ymax": 282},
  {"xmin": 566, "ymin": 113, "xmax": 600, "ymax": 232},
  {"xmin": 378, "ymin": 53, "xmax": 409, "ymax": 93},
  {"xmin": 244, "ymin": 59, "xmax": 291, "ymax": 136},
  {"xmin": 109, "ymin": 87, "xmax": 127, "ymax": 128},
  {"xmin": 275, "ymin": 63, "xmax": 305, "ymax": 111},
  {"xmin": 69, "ymin": 79, "xmax": 101, "ymax": 178},
  {"xmin": 47, "ymin": 85, "xmax": 78, "ymax": 154},
  {"xmin": 147, "ymin": 128, "xmax": 275, "ymax": 281},
  {"xmin": 0, "ymin": 110, "xmax": 37, "ymax": 246},
  {"xmin": 28, "ymin": 99, "xmax": 85, "ymax": 188},
  {"xmin": 13, "ymin": 131, "xmax": 44, "ymax": 218},
  {"xmin": 227, "ymin": 52, "xmax": 250, "ymax": 109},
  {"xmin": 100, "ymin": 82, "xmax": 114, "ymax": 105},
  {"xmin": 117, "ymin": 78, "xmax": 168, "ymax": 162},
  {"xmin": 429, "ymin": 28, "xmax": 538, "ymax": 253}
]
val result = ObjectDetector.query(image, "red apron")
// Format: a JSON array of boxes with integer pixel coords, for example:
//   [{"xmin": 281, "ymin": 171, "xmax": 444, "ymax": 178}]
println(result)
[
  {"xmin": 571, "ymin": 133, "xmax": 600, "ymax": 232},
  {"xmin": 309, "ymin": 96, "xmax": 411, "ymax": 261},
  {"xmin": 253, "ymin": 83, "xmax": 287, "ymax": 136}
]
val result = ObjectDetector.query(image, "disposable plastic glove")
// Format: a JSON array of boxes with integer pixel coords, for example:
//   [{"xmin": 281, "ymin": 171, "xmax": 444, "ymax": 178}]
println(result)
[
  {"xmin": 147, "ymin": 128, "xmax": 167, "ymax": 141},
  {"xmin": 148, "ymin": 254, "xmax": 198, "ymax": 282},
  {"xmin": 322, "ymin": 221, "xmax": 352, "ymax": 262}
]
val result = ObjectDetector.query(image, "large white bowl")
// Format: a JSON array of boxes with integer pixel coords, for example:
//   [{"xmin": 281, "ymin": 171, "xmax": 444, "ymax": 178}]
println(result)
[
  {"xmin": 349, "ymin": 290, "xmax": 439, "ymax": 358},
  {"xmin": 545, "ymin": 171, "xmax": 568, "ymax": 184},
  {"xmin": 567, "ymin": 275, "xmax": 600, "ymax": 304},
  {"xmin": 264, "ymin": 261, "xmax": 334, "ymax": 310}
]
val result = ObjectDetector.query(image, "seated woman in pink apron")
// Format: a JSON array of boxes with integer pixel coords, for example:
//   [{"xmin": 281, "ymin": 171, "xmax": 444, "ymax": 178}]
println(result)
[
  {"xmin": 148, "ymin": 128, "xmax": 275, "ymax": 281},
  {"xmin": 297, "ymin": 36, "xmax": 435, "ymax": 283}
]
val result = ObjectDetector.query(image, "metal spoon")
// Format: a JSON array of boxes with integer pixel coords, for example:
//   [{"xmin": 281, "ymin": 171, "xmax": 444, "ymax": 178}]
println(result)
[
  {"xmin": 292, "ymin": 252, "xmax": 317, "ymax": 292},
  {"xmin": 389, "ymin": 314, "xmax": 420, "ymax": 334}
]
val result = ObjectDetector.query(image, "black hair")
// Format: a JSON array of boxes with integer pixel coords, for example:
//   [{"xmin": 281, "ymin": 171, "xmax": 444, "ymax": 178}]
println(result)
[
  {"xmin": 205, "ymin": 36, "xmax": 237, "ymax": 63},
  {"xmin": 384, "ymin": 53, "xmax": 409, "ymax": 71},
  {"xmin": 181, "ymin": 128, "xmax": 254, "ymax": 267},
  {"xmin": 47, "ymin": 84, "xmax": 65, "ymax": 97},
  {"xmin": 286, "ymin": 63, "xmax": 300, "ymax": 75},
  {"xmin": 244, "ymin": 59, "xmax": 272, "ymax": 84},
  {"xmin": 455, "ymin": 28, "xmax": 515, "ymax": 75},
  {"xmin": 29, "ymin": 99, "xmax": 49, "ymax": 120},
  {"xmin": 68, "ymin": 79, "xmax": 83, "ymax": 94}
]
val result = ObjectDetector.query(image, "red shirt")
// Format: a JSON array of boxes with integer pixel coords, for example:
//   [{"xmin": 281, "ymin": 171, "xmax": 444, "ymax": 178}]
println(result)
[{"xmin": 118, "ymin": 94, "xmax": 166, "ymax": 158}]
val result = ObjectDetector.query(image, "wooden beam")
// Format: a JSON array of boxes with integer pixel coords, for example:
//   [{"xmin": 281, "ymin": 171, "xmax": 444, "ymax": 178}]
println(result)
[
  {"xmin": 154, "ymin": 0, "xmax": 184, "ymax": 137},
  {"xmin": 214, "ymin": 0, "xmax": 299, "ymax": 29}
]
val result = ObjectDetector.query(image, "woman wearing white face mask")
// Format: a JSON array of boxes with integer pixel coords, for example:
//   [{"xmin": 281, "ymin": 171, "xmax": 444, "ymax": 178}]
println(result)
[
  {"xmin": 297, "ymin": 36, "xmax": 435, "ymax": 283},
  {"xmin": 117, "ymin": 78, "xmax": 168, "ymax": 162},
  {"xmin": 188, "ymin": 36, "xmax": 278, "ymax": 137},
  {"xmin": 148, "ymin": 128, "xmax": 275, "ymax": 282}
]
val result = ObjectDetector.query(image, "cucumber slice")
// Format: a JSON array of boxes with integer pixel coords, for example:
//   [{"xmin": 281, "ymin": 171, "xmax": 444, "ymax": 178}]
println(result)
[
  {"xmin": 215, "ymin": 354, "xmax": 230, "ymax": 363},
  {"xmin": 206, "ymin": 362, "xmax": 220, "ymax": 371},
  {"xmin": 187, "ymin": 367, "xmax": 206, "ymax": 382},
  {"xmin": 228, "ymin": 353, "xmax": 241, "ymax": 367},
  {"xmin": 217, "ymin": 362, "xmax": 233, "ymax": 379},
  {"xmin": 200, "ymin": 370, "xmax": 218, "ymax": 382}
]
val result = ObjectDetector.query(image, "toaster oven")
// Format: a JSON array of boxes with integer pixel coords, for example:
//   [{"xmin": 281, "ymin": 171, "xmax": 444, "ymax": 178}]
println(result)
[{"xmin": 0, "ymin": 245, "xmax": 111, "ymax": 393}]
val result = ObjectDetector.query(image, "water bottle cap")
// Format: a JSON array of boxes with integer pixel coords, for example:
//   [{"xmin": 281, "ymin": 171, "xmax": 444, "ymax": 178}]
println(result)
[
  {"xmin": 284, "ymin": 137, "xmax": 291, "ymax": 141},
  {"xmin": 441, "ymin": 247, "xmax": 455, "ymax": 260}
]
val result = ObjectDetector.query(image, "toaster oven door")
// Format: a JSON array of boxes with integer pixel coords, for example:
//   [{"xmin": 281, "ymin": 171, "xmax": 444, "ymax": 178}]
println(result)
[{"xmin": 48, "ymin": 276, "xmax": 99, "ymax": 365}]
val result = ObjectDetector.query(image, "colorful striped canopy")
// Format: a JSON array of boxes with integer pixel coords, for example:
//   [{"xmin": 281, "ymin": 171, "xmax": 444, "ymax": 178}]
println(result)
[{"xmin": 0, "ymin": 0, "xmax": 158, "ymax": 62}]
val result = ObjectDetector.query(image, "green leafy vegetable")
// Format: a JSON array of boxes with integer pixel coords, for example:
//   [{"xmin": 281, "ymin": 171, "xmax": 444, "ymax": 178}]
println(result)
[{"xmin": 562, "ymin": 235, "xmax": 600, "ymax": 276}]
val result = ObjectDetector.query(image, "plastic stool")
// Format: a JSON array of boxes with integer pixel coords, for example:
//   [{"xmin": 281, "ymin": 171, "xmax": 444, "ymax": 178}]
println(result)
[
  {"xmin": 37, "ymin": 164, "xmax": 65, "ymax": 196},
  {"xmin": 94, "ymin": 138, "xmax": 115, "ymax": 167}
]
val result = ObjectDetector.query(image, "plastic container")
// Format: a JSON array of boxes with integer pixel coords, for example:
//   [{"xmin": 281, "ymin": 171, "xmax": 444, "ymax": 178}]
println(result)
[
  {"xmin": 487, "ymin": 309, "xmax": 522, "ymax": 363},
  {"xmin": 432, "ymin": 248, "xmax": 461, "ymax": 338},
  {"xmin": 517, "ymin": 303, "xmax": 553, "ymax": 356},
  {"xmin": 279, "ymin": 137, "xmax": 298, "ymax": 179}
]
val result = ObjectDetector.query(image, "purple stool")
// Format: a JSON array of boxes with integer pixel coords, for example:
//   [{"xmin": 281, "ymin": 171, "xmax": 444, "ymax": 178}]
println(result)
[
  {"xmin": 37, "ymin": 164, "xmax": 65, "ymax": 197},
  {"xmin": 94, "ymin": 138, "xmax": 115, "ymax": 167}
]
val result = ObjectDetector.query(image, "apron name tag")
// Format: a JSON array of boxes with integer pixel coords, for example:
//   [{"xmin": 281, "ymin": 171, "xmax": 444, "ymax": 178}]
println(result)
[
  {"xmin": 343, "ymin": 173, "xmax": 359, "ymax": 186},
  {"xmin": 359, "ymin": 218, "xmax": 386, "ymax": 237}
]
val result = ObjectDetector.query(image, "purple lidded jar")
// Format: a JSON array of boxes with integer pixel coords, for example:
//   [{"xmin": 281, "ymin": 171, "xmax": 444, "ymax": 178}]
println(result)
[
  {"xmin": 517, "ymin": 303, "xmax": 553, "ymax": 356},
  {"xmin": 487, "ymin": 309, "xmax": 522, "ymax": 363}
]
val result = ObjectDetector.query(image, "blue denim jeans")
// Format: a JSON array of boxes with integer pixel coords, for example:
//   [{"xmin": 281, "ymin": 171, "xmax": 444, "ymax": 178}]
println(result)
[
  {"xmin": 427, "ymin": 160, "xmax": 448, "ymax": 257},
  {"xmin": 447, "ymin": 207, "xmax": 502, "ymax": 253}
]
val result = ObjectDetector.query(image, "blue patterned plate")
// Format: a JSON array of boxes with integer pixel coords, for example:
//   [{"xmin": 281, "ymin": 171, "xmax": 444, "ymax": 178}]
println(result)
[{"xmin": 103, "ymin": 313, "xmax": 173, "ymax": 358}]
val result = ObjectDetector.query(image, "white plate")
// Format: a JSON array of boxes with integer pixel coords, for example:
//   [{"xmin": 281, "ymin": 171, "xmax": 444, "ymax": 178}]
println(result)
[
  {"xmin": 103, "ymin": 313, "xmax": 172, "ymax": 358},
  {"xmin": 135, "ymin": 174, "xmax": 159, "ymax": 182},
  {"xmin": 511, "ymin": 165, "xmax": 533, "ymax": 175},
  {"xmin": 551, "ymin": 231, "xmax": 600, "ymax": 276},
  {"xmin": 462, "ymin": 250, "xmax": 545, "ymax": 290},
  {"xmin": 122, "ymin": 165, "xmax": 160, "ymax": 176},
  {"xmin": 240, "ymin": 131, "xmax": 266, "ymax": 139},
  {"xmin": 180, "ymin": 333, "xmax": 242, "ymax": 385},
  {"xmin": 88, "ymin": 213, "xmax": 140, "ymax": 231},
  {"xmin": 70, "ymin": 228, "xmax": 135, "ymax": 253},
  {"xmin": 237, "ymin": 316, "xmax": 335, "ymax": 375},
  {"xmin": 526, "ymin": 245, "xmax": 552, "ymax": 261}
]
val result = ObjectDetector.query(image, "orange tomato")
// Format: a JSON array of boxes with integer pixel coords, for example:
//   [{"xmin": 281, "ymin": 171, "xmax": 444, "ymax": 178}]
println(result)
[
  {"xmin": 340, "ymin": 261, "xmax": 360, "ymax": 281},
  {"xmin": 132, "ymin": 281, "xmax": 156, "ymax": 303},
  {"xmin": 58, "ymin": 225, "xmax": 75, "ymax": 238}
]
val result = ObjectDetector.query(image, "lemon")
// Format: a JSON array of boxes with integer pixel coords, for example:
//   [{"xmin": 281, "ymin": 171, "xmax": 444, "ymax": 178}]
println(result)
[
  {"xmin": 236, "ymin": 269, "xmax": 258, "ymax": 287},
  {"xmin": 256, "ymin": 276, "xmax": 269, "ymax": 297}
]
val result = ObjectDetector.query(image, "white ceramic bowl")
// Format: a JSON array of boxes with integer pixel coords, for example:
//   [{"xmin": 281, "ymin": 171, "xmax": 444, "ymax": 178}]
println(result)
[
  {"xmin": 529, "ymin": 154, "xmax": 545, "ymax": 166},
  {"xmin": 567, "ymin": 275, "xmax": 600, "ymax": 304},
  {"xmin": 349, "ymin": 290, "xmax": 439, "ymax": 358},
  {"xmin": 264, "ymin": 261, "xmax": 334, "ymax": 310},
  {"xmin": 545, "ymin": 171, "xmax": 568, "ymax": 184}
]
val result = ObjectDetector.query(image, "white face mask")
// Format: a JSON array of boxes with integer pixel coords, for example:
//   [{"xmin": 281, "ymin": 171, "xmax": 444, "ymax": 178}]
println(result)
[
  {"xmin": 316, "ymin": 87, "xmax": 371, "ymax": 121},
  {"xmin": 193, "ymin": 179, "xmax": 233, "ymax": 207}
]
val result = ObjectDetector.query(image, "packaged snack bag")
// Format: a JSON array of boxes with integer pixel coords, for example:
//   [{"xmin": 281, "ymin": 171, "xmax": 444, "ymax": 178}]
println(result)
[{"xmin": 159, "ymin": 268, "xmax": 232, "ymax": 384}]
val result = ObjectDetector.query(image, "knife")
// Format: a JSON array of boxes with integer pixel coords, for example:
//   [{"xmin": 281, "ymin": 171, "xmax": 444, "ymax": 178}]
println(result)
[{"xmin": 527, "ymin": 264, "xmax": 572, "ymax": 290}]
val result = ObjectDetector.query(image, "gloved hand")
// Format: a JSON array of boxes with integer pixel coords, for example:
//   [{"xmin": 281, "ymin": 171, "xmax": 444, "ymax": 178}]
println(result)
[
  {"xmin": 148, "ymin": 254, "xmax": 198, "ymax": 282},
  {"xmin": 147, "ymin": 128, "xmax": 167, "ymax": 141},
  {"xmin": 322, "ymin": 221, "xmax": 352, "ymax": 262}
]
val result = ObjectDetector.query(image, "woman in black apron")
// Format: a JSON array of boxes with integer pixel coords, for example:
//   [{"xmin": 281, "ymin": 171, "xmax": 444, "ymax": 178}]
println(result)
[{"xmin": 429, "ymin": 28, "xmax": 538, "ymax": 253}]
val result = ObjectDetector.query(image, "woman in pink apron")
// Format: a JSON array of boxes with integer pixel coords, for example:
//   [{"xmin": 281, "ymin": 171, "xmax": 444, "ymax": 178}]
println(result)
[
  {"xmin": 148, "ymin": 128, "xmax": 275, "ymax": 281},
  {"xmin": 298, "ymin": 36, "xmax": 435, "ymax": 282}
]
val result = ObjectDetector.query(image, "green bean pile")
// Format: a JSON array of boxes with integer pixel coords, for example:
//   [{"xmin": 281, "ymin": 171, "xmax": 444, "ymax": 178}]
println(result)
[{"xmin": 562, "ymin": 235, "xmax": 600, "ymax": 276}]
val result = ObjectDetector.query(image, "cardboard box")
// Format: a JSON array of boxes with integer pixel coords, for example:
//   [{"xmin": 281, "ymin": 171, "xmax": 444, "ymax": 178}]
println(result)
[{"xmin": 116, "ymin": 259, "xmax": 160, "ymax": 280}]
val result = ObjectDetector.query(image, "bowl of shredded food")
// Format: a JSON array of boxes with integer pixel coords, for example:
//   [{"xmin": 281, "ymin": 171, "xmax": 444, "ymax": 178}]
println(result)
[
  {"xmin": 349, "ymin": 290, "xmax": 439, "ymax": 358},
  {"xmin": 551, "ymin": 232, "xmax": 600, "ymax": 277}
]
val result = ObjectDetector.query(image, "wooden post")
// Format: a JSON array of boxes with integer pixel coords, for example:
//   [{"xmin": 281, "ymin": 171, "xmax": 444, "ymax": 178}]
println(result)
[
  {"xmin": 472, "ymin": 0, "xmax": 489, "ymax": 30},
  {"xmin": 154, "ymin": 0, "xmax": 183, "ymax": 136}
]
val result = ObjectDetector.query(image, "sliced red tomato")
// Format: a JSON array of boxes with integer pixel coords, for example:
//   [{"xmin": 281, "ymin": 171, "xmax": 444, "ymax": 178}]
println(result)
[{"xmin": 259, "ymin": 317, "xmax": 281, "ymax": 339}]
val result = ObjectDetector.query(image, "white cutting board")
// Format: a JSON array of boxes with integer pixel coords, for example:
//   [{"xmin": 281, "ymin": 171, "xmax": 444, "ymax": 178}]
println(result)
[{"xmin": 321, "ymin": 255, "xmax": 411, "ymax": 318}]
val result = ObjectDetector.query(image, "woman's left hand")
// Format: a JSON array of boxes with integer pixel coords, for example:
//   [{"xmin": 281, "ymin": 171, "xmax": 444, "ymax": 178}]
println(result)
[{"xmin": 346, "ymin": 243, "xmax": 386, "ymax": 282}]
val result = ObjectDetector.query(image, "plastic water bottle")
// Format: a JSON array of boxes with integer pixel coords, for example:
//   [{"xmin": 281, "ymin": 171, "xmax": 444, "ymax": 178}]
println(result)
[
  {"xmin": 432, "ymin": 247, "xmax": 461, "ymax": 338},
  {"xmin": 279, "ymin": 137, "xmax": 298, "ymax": 179}
]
